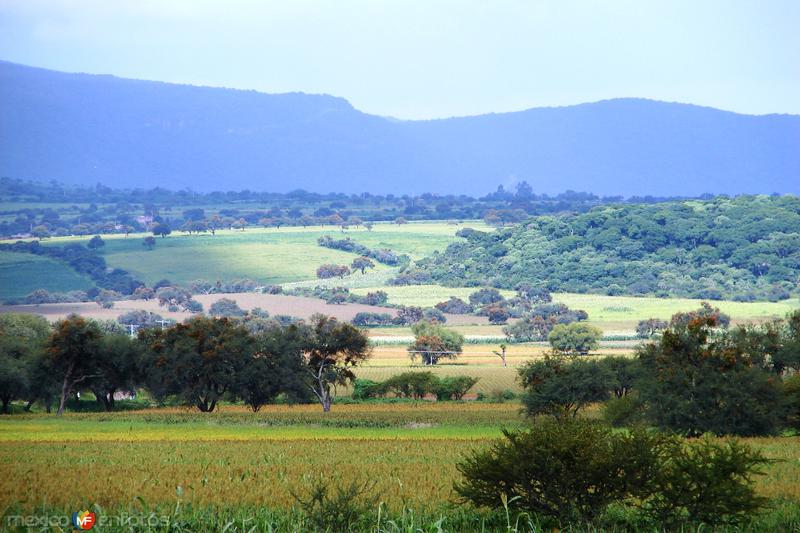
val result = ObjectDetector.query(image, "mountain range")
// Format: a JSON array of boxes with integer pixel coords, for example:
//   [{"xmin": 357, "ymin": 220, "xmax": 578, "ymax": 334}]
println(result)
[{"xmin": 1, "ymin": 60, "xmax": 798, "ymax": 196}]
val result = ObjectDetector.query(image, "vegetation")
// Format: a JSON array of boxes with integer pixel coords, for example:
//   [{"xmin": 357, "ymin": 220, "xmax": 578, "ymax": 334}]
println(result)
[
  {"xmin": 408, "ymin": 321, "xmax": 464, "ymax": 365},
  {"xmin": 399, "ymin": 196, "xmax": 800, "ymax": 300}
]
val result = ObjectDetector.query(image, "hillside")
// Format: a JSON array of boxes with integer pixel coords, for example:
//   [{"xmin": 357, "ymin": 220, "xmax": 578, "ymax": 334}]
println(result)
[
  {"xmin": 397, "ymin": 196, "xmax": 800, "ymax": 301},
  {"xmin": 1, "ymin": 60, "xmax": 798, "ymax": 197}
]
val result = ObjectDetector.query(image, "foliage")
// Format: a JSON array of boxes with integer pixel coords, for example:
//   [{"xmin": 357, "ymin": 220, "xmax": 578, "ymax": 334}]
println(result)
[
  {"xmin": 637, "ymin": 315, "xmax": 784, "ymax": 436},
  {"xmin": 140, "ymin": 316, "xmax": 253, "ymax": 412},
  {"xmin": 408, "ymin": 321, "xmax": 464, "ymax": 365},
  {"xmin": 547, "ymin": 322, "xmax": 602, "ymax": 354},
  {"xmin": 318, "ymin": 235, "xmax": 408, "ymax": 266},
  {"xmin": 209, "ymin": 297, "xmax": 247, "ymax": 317},
  {"xmin": 518, "ymin": 356, "xmax": 614, "ymax": 418},
  {"xmin": 351, "ymin": 312, "xmax": 394, "ymax": 327},
  {"xmin": 455, "ymin": 418, "xmax": 771, "ymax": 527},
  {"xmin": 316, "ymin": 263, "xmax": 351, "ymax": 279},
  {"xmin": 636, "ymin": 318, "xmax": 668, "ymax": 338},
  {"xmin": 435, "ymin": 297, "xmax": 472, "ymax": 314},
  {"xmin": 45, "ymin": 314, "xmax": 102, "ymax": 415},
  {"xmin": 402, "ymin": 196, "xmax": 800, "ymax": 300},
  {"xmin": 455, "ymin": 419, "xmax": 667, "ymax": 523}
]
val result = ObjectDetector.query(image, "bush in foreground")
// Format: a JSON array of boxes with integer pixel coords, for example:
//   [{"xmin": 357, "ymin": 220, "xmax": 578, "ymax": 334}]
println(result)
[{"xmin": 455, "ymin": 418, "xmax": 770, "ymax": 527}]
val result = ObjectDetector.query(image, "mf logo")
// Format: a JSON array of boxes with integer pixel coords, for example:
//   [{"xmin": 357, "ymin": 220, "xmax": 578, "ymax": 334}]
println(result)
[{"xmin": 72, "ymin": 510, "xmax": 96, "ymax": 530}]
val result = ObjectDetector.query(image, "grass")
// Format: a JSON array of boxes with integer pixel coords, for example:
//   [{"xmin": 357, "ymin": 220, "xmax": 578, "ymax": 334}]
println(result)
[
  {"xmin": 0, "ymin": 251, "xmax": 93, "ymax": 300},
  {"xmin": 353, "ymin": 285, "xmax": 800, "ymax": 334},
  {"xmin": 20, "ymin": 221, "xmax": 488, "ymax": 288}
]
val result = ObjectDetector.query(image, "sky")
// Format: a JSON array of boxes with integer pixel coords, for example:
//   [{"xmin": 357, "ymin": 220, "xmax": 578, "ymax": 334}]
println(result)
[{"xmin": 0, "ymin": 0, "xmax": 798, "ymax": 119}]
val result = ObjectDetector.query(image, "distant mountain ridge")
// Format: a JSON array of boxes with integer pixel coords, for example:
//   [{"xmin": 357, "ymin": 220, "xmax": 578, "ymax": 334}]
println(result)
[{"xmin": 1, "ymin": 60, "xmax": 798, "ymax": 196}]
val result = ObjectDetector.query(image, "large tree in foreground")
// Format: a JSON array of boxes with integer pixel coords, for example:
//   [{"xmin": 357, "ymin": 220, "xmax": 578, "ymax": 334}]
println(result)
[
  {"xmin": 46, "ymin": 315, "xmax": 102, "ymax": 416},
  {"xmin": 301, "ymin": 314, "xmax": 369, "ymax": 412},
  {"xmin": 141, "ymin": 316, "xmax": 252, "ymax": 412},
  {"xmin": 637, "ymin": 315, "xmax": 783, "ymax": 436}
]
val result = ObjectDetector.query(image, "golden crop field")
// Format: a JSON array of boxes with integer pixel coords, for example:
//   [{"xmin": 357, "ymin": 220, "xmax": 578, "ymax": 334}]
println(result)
[{"xmin": 1, "ymin": 405, "xmax": 798, "ymax": 517}]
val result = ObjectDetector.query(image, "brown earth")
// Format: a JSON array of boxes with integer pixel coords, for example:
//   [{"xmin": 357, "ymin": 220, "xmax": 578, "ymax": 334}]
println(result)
[{"xmin": 0, "ymin": 292, "xmax": 486, "ymax": 325}]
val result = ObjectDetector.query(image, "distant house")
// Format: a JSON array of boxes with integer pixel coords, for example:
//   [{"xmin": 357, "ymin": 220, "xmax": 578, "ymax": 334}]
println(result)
[{"xmin": 135, "ymin": 215, "xmax": 154, "ymax": 226}]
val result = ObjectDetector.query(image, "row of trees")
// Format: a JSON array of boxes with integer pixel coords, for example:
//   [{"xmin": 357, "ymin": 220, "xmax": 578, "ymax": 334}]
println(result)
[
  {"xmin": 518, "ymin": 307, "xmax": 800, "ymax": 436},
  {"xmin": 0, "ymin": 313, "xmax": 370, "ymax": 415}
]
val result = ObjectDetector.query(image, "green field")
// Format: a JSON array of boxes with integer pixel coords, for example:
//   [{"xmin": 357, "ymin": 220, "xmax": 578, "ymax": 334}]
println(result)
[
  {"xmin": 20, "ymin": 221, "xmax": 488, "ymax": 288},
  {"xmin": 0, "ymin": 252, "xmax": 93, "ymax": 301}
]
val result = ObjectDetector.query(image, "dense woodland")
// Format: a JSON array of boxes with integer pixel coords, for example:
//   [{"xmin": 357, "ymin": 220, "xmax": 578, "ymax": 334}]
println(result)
[{"xmin": 396, "ymin": 196, "xmax": 800, "ymax": 301}]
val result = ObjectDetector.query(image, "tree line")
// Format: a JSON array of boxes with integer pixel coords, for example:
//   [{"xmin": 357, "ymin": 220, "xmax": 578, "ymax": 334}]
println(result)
[{"xmin": 0, "ymin": 313, "xmax": 370, "ymax": 415}]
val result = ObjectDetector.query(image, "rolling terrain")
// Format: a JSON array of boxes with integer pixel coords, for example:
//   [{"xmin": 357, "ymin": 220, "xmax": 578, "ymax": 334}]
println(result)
[{"xmin": 2, "ymin": 60, "xmax": 799, "ymax": 196}]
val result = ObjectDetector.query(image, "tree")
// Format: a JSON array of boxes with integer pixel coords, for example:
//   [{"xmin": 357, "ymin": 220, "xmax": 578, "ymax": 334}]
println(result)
[
  {"xmin": 395, "ymin": 306, "xmax": 424, "ymax": 325},
  {"xmin": 518, "ymin": 356, "xmax": 614, "ymax": 419},
  {"xmin": 408, "ymin": 321, "xmax": 464, "ymax": 365},
  {"xmin": 209, "ymin": 298, "xmax": 246, "ymax": 317},
  {"xmin": 669, "ymin": 302, "xmax": 730, "ymax": 329},
  {"xmin": 637, "ymin": 315, "xmax": 784, "ymax": 436},
  {"xmin": 548, "ymin": 323, "xmax": 602, "ymax": 354},
  {"xmin": 141, "ymin": 317, "xmax": 252, "ymax": 412},
  {"xmin": 435, "ymin": 297, "xmax": 471, "ymax": 315},
  {"xmin": 316, "ymin": 264, "xmax": 350, "ymax": 279},
  {"xmin": 301, "ymin": 314, "xmax": 370, "ymax": 412},
  {"xmin": 485, "ymin": 306, "xmax": 510, "ymax": 325},
  {"xmin": 492, "ymin": 343, "xmax": 508, "ymax": 367},
  {"xmin": 351, "ymin": 256, "xmax": 375, "ymax": 275},
  {"xmin": 636, "ymin": 318, "xmax": 668, "ymax": 339},
  {"xmin": 151, "ymin": 222, "xmax": 171, "ymax": 238},
  {"xmin": 89, "ymin": 334, "xmax": 141, "ymax": 411},
  {"xmin": 0, "ymin": 314, "xmax": 50, "ymax": 413},
  {"xmin": 117, "ymin": 310, "xmax": 168, "ymax": 330},
  {"xmin": 142, "ymin": 236, "xmax": 156, "ymax": 250},
  {"xmin": 31, "ymin": 225, "xmax": 50, "ymax": 239},
  {"xmin": 468, "ymin": 288, "xmax": 505, "ymax": 307},
  {"xmin": 87, "ymin": 235, "xmax": 105, "ymax": 250},
  {"xmin": 45, "ymin": 315, "xmax": 102, "ymax": 416}
]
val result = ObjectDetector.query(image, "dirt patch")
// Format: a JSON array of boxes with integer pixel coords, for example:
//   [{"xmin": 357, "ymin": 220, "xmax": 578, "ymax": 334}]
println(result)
[{"xmin": 0, "ymin": 293, "xmax": 486, "ymax": 325}]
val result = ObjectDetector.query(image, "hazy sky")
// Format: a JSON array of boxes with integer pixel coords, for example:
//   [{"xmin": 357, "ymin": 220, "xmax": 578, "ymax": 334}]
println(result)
[{"xmin": 0, "ymin": 0, "xmax": 798, "ymax": 119}]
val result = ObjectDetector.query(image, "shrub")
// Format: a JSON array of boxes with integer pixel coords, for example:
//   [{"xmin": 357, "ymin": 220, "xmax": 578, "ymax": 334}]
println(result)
[
  {"xmin": 645, "ymin": 438, "xmax": 770, "ymax": 527},
  {"xmin": 602, "ymin": 395, "xmax": 645, "ymax": 427},
  {"xmin": 351, "ymin": 378, "xmax": 383, "ymax": 400},
  {"xmin": 434, "ymin": 376, "xmax": 479, "ymax": 400},
  {"xmin": 518, "ymin": 356, "xmax": 614, "ymax": 418},
  {"xmin": 455, "ymin": 419, "xmax": 666, "ymax": 523},
  {"xmin": 381, "ymin": 371, "xmax": 439, "ymax": 399},
  {"xmin": 291, "ymin": 477, "xmax": 377, "ymax": 532},
  {"xmin": 455, "ymin": 419, "xmax": 770, "ymax": 527},
  {"xmin": 468, "ymin": 288, "xmax": 505, "ymax": 307}
]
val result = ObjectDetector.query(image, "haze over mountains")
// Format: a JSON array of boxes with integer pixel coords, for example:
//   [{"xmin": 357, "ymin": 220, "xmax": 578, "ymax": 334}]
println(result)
[{"xmin": 1, "ymin": 60, "xmax": 798, "ymax": 197}]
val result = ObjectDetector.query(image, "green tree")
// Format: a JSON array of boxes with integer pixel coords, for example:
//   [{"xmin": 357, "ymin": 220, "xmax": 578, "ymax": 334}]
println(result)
[
  {"xmin": 351, "ymin": 256, "xmax": 375, "ymax": 275},
  {"xmin": 141, "ymin": 317, "xmax": 252, "ymax": 412},
  {"xmin": 637, "ymin": 315, "xmax": 784, "ymax": 436},
  {"xmin": 151, "ymin": 222, "xmax": 171, "ymax": 238},
  {"xmin": 89, "ymin": 333, "xmax": 141, "ymax": 411},
  {"xmin": 548, "ymin": 323, "xmax": 602, "ymax": 354},
  {"xmin": 408, "ymin": 321, "xmax": 464, "ymax": 365},
  {"xmin": 301, "ymin": 314, "xmax": 370, "ymax": 412},
  {"xmin": 45, "ymin": 315, "xmax": 102, "ymax": 416},
  {"xmin": 518, "ymin": 356, "xmax": 613, "ymax": 418},
  {"xmin": 87, "ymin": 235, "xmax": 105, "ymax": 250}
]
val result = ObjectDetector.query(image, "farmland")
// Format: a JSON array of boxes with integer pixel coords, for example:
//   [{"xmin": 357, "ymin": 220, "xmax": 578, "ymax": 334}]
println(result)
[
  {"xmin": 34, "ymin": 221, "xmax": 487, "ymax": 288},
  {"xmin": 0, "ymin": 252, "xmax": 92, "ymax": 301},
  {"xmin": 1, "ymin": 405, "xmax": 799, "ymax": 531}
]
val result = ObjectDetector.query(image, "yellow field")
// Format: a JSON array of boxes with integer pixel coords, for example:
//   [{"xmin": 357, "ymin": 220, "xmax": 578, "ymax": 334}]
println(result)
[{"xmin": 1, "ymin": 404, "xmax": 797, "ymax": 513}]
